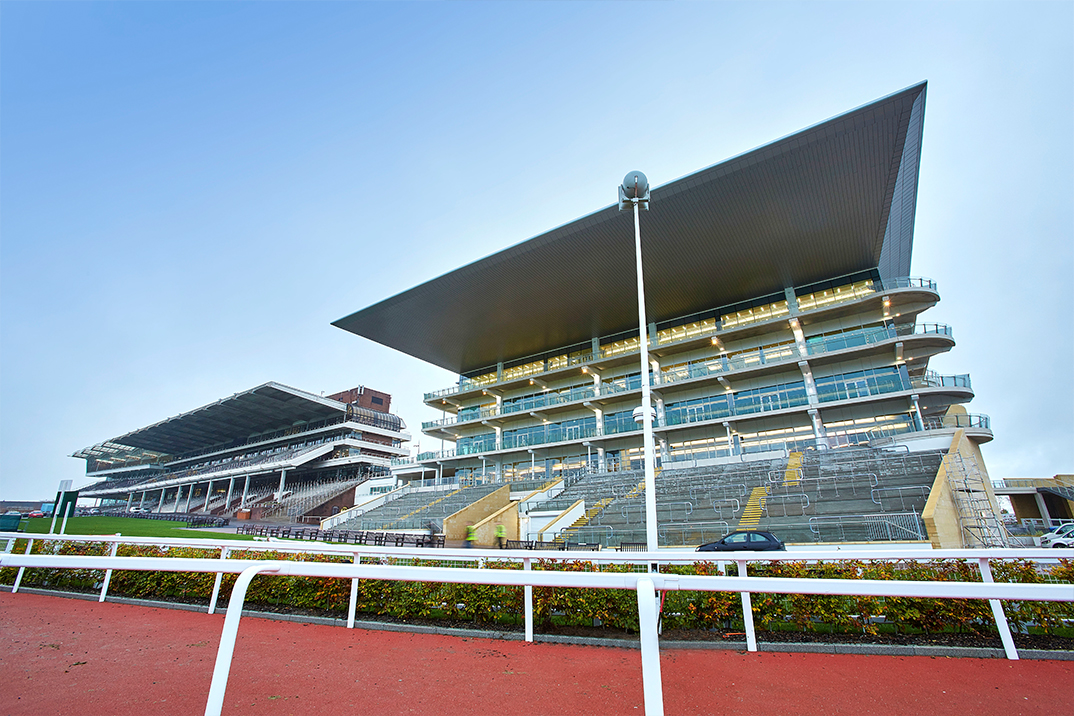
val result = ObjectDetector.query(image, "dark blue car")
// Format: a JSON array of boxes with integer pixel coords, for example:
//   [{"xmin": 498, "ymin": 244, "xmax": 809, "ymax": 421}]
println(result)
[{"xmin": 696, "ymin": 530, "xmax": 786, "ymax": 552}]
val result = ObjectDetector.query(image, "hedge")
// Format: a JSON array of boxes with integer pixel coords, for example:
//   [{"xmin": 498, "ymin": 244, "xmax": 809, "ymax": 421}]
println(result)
[{"xmin": 2, "ymin": 540, "xmax": 1071, "ymax": 636}]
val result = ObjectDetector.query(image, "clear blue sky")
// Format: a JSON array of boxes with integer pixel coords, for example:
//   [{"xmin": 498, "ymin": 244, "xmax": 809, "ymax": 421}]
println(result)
[{"xmin": 2, "ymin": 2, "xmax": 1071, "ymax": 501}]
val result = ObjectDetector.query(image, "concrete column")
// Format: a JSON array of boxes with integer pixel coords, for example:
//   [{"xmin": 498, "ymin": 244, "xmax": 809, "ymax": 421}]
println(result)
[
  {"xmin": 910, "ymin": 394, "xmax": 925, "ymax": 431},
  {"xmin": 785, "ymin": 287, "xmax": 799, "ymax": 316},
  {"xmin": 241, "ymin": 475, "xmax": 250, "ymax": 508},
  {"xmin": 139, "ymin": 491, "xmax": 146, "ymax": 509},
  {"xmin": 225, "ymin": 478, "xmax": 235, "ymax": 512},
  {"xmin": 126, "ymin": 494, "xmax": 133, "ymax": 511},
  {"xmin": 724, "ymin": 423, "xmax": 736, "ymax": 456},
  {"xmin": 496, "ymin": 362, "xmax": 504, "ymax": 382},
  {"xmin": 276, "ymin": 470, "xmax": 287, "ymax": 498},
  {"xmin": 598, "ymin": 446, "xmax": 606, "ymax": 472},
  {"xmin": 808, "ymin": 408, "xmax": 827, "ymax": 449},
  {"xmin": 798, "ymin": 360, "xmax": 819, "ymax": 405},
  {"xmin": 156, "ymin": 490, "xmax": 165, "ymax": 512},
  {"xmin": 1035, "ymin": 493, "xmax": 1053, "ymax": 525},
  {"xmin": 185, "ymin": 485, "xmax": 194, "ymax": 513},
  {"xmin": 173, "ymin": 486, "xmax": 182, "ymax": 513}
]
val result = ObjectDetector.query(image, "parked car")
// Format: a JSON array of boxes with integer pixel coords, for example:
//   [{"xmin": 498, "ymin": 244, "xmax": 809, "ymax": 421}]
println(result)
[
  {"xmin": 27, "ymin": 510, "xmax": 45, "ymax": 518},
  {"xmin": 1040, "ymin": 522, "xmax": 1074, "ymax": 542},
  {"xmin": 696, "ymin": 530, "xmax": 786, "ymax": 552},
  {"xmin": 1041, "ymin": 523, "xmax": 1074, "ymax": 548}
]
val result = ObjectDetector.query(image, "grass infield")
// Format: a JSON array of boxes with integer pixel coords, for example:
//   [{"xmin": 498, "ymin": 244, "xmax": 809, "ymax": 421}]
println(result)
[{"xmin": 19, "ymin": 516, "xmax": 255, "ymax": 541}]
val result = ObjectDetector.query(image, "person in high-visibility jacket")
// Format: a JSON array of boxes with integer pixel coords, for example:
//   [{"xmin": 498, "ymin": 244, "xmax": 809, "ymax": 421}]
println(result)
[
  {"xmin": 465, "ymin": 524, "xmax": 477, "ymax": 548},
  {"xmin": 495, "ymin": 523, "xmax": 506, "ymax": 549}
]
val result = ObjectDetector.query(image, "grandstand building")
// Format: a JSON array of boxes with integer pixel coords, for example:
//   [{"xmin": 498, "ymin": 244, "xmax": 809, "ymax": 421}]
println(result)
[
  {"xmin": 74, "ymin": 383, "xmax": 410, "ymax": 522},
  {"xmin": 332, "ymin": 82, "xmax": 1008, "ymax": 549}
]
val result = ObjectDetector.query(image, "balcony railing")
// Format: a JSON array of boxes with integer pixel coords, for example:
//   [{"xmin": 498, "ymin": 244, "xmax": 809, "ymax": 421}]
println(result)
[
  {"xmin": 425, "ymin": 278, "xmax": 940, "ymax": 401},
  {"xmin": 911, "ymin": 372, "xmax": 972, "ymax": 390},
  {"xmin": 923, "ymin": 413, "xmax": 991, "ymax": 431}
]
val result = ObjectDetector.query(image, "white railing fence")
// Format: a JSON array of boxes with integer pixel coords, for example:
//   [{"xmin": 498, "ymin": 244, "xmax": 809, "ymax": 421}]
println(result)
[{"xmin": 2, "ymin": 532, "xmax": 1072, "ymax": 716}]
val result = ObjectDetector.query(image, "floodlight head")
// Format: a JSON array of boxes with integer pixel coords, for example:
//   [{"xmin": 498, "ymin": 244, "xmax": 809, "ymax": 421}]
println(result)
[
  {"xmin": 632, "ymin": 405, "xmax": 657, "ymax": 425},
  {"xmin": 621, "ymin": 171, "xmax": 649, "ymax": 198},
  {"xmin": 618, "ymin": 170, "xmax": 651, "ymax": 211}
]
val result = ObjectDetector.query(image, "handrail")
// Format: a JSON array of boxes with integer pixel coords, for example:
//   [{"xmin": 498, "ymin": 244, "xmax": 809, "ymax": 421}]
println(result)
[{"xmin": 2, "ymin": 538, "xmax": 1071, "ymax": 716}]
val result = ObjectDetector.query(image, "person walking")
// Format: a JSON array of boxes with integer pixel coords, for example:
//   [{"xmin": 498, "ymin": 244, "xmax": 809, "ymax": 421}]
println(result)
[
  {"xmin": 495, "ymin": 523, "xmax": 506, "ymax": 549},
  {"xmin": 465, "ymin": 523, "xmax": 477, "ymax": 548}
]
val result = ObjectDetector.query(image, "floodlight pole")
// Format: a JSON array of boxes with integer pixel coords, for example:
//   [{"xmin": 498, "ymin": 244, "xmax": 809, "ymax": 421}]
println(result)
[{"xmin": 620, "ymin": 172, "xmax": 658, "ymax": 553}]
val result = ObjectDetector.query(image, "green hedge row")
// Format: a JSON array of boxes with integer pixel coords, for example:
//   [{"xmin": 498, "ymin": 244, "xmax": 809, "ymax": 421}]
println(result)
[{"xmin": 3, "ymin": 540, "xmax": 1071, "ymax": 636}]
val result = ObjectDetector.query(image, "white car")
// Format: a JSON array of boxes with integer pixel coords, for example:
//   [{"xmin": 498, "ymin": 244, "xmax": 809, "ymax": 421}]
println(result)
[{"xmin": 1040, "ymin": 522, "xmax": 1074, "ymax": 548}]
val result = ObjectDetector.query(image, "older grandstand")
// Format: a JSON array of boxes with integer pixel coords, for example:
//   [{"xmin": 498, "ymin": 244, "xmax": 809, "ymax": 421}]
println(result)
[
  {"xmin": 74, "ymin": 383, "xmax": 410, "ymax": 523},
  {"xmin": 331, "ymin": 82, "xmax": 1010, "ymax": 549}
]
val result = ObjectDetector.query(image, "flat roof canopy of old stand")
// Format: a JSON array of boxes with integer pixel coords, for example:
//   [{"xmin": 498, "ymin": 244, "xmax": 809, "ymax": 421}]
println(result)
[
  {"xmin": 73, "ymin": 382, "xmax": 348, "ymax": 460},
  {"xmin": 333, "ymin": 83, "xmax": 927, "ymax": 376}
]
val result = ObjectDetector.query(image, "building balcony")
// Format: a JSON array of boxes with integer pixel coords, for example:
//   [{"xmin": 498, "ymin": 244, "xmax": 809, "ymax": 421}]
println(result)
[
  {"xmin": 424, "ymin": 277, "xmax": 941, "ymax": 406},
  {"xmin": 416, "ymin": 372, "xmax": 973, "ymax": 465},
  {"xmin": 422, "ymin": 323, "xmax": 956, "ymax": 437}
]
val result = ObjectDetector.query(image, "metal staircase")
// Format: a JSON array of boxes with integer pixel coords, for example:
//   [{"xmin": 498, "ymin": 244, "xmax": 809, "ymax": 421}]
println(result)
[{"xmin": 945, "ymin": 451, "xmax": 1009, "ymax": 547}]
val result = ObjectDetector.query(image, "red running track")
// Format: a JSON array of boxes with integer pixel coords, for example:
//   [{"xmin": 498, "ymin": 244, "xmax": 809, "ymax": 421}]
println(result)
[{"xmin": 1, "ymin": 591, "xmax": 1071, "ymax": 715}]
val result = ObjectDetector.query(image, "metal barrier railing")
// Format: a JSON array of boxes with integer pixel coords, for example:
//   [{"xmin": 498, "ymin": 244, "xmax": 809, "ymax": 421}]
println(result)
[{"xmin": 2, "ymin": 532, "xmax": 1071, "ymax": 716}]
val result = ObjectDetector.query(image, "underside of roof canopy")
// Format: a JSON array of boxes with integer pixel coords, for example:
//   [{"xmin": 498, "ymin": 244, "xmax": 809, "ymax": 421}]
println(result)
[{"xmin": 333, "ymin": 83, "xmax": 927, "ymax": 376}]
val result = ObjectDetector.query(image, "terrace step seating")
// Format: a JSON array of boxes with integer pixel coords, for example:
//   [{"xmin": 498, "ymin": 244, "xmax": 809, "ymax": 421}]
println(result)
[
  {"xmin": 257, "ymin": 477, "xmax": 367, "ymax": 521},
  {"xmin": 235, "ymin": 524, "xmax": 444, "ymax": 547},
  {"xmin": 544, "ymin": 447, "xmax": 945, "ymax": 547},
  {"xmin": 333, "ymin": 483, "xmax": 504, "ymax": 532}
]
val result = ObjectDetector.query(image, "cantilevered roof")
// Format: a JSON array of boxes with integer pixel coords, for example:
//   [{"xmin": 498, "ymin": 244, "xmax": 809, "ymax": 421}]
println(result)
[
  {"xmin": 334, "ymin": 83, "xmax": 927, "ymax": 375},
  {"xmin": 74, "ymin": 382, "xmax": 348, "ymax": 457}
]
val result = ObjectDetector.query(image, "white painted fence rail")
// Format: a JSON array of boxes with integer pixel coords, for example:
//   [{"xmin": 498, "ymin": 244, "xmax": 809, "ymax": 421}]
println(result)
[{"xmin": 2, "ymin": 532, "xmax": 1072, "ymax": 716}]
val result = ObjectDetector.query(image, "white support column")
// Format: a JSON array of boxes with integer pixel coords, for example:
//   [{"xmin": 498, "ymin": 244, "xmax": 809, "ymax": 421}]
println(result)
[
  {"xmin": 125, "ymin": 494, "xmax": 133, "ymax": 511},
  {"xmin": 724, "ymin": 423, "xmax": 736, "ymax": 457},
  {"xmin": 276, "ymin": 470, "xmax": 287, "ymax": 499},
  {"xmin": 204, "ymin": 480, "xmax": 213, "ymax": 511},
  {"xmin": 225, "ymin": 478, "xmax": 235, "ymax": 513},
  {"xmin": 156, "ymin": 490, "xmax": 165, "ymax": 513},
  {"xmin": 185, "ymin": 485, "xmax": 194, "ymax": 513},
  {"xmin": 208, "ymin": 547, "xmax": 231, "ymax": 614},
  {"xmin": 138, "ymin": 491, "xmax": 146, "ymax": 509},
  {"xmin": 173, "ymin": 486, "xmax": 182, "ymax": 513},
  {"xmin": 738, "ymin": 559, "xmax": 757, "ymax": 652},
  {"xmin": 524, "ymin": 558, "xmax": 534, "ymax": 642},
  {"xmin": 636, "ymin": 577, "xmax": 665, "ymax": 716},
  {"xmin": 241, "ymin": 475, "xmax": 250, "ymax": 508},
  {"xmin": 98, "ymin": 536, "xmax": 122, "ymax": 602},
  {"xmin": 979, "ymin": 557, "xmax": 1019, "ymax": 660},
  {"xmin": 347, "ymin": 555, "xmax": 361, "ymax": 628}
]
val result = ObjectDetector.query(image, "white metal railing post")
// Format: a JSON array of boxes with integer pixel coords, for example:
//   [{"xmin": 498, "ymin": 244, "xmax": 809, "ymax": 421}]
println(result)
[
  {"xmin": 12, "ymin": 538, "xmax": 33, "ymax": 592},
  {"xmin": 98, "ymin": 536, "xmax": 122, "ymax": 602},
  {"xmin": 207, "ymin": 547, "xmax": 230, "ymax": 615},
  {"xmin": 524, "ymin": 557, "xmax": 533, "ymax": 642},
  {"xmin": 204, "ymin": 561, "xmax": 283, "ymax": 716},
  {"xmin": 737, "ymin": 559, "xmax": 757, "ymax": 652},
  {"xmin": 636, "ymin": 577, "xmax": 665, "ymax": 716},
  {"xmin": 347, "ymin": 555, "xmax": 360, "ymax": 629},
  {"xmin": 978, "ymin": 557, "xmax": 1019, "ymax": 660}
]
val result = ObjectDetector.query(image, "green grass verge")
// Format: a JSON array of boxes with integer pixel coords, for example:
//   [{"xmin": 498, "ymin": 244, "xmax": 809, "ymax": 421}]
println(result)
[{"xmin": 21, "ymin": 516, "xmax": 256, "ymax": 541}]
